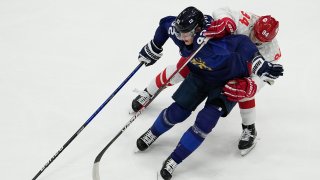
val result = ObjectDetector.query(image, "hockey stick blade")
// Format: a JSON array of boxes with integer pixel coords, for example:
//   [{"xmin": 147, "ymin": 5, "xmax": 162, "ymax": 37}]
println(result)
[
  {"xmin": 92, "ymin": 109, "xmax": 143, "ymax": 180},
  {"xmin": 92, "ymin": 162, "xmax": 101, "ymax": 180},
  {"xmin": 92, "ymin": 37, "xmax": 211, "ymax": 180}
]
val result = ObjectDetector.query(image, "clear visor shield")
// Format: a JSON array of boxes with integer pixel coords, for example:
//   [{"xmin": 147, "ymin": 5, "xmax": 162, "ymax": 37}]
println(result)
[{"xmin": 175, "ymin": 27, "xmax": 196, "ymax": 40}]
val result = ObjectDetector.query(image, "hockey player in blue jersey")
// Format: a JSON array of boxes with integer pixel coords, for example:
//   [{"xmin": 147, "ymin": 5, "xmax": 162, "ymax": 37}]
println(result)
[
  {"xmin": 133, "ymin": 6, "xmax": 283, "ymax": 158},
  {"xmin": 135, "ymin": 7, "xmax": 282, "ymax": 180}
]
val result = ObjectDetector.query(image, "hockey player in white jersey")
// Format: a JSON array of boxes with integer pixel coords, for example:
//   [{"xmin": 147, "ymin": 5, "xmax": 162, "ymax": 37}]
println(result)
[
  {"xmin": 132, "ymin": 7, "xmax": 283, "ymax": 156},
  {"xmin": 205, "ymin": 7, "xmax": 282, "ymax": 155}
]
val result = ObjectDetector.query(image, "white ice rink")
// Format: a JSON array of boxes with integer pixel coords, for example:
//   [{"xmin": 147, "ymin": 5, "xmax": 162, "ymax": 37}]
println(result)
[{"xmin": 1, "ymin": 0, "xmax": 320, "ymax": 179}]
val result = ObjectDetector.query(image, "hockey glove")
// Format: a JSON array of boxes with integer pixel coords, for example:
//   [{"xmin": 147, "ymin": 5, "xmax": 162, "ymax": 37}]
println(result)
[
  {"xmin": 204, "ymin": 17, "xmax": 236, "ymax": 39},
  {"xmin": 223, "ymin": 77, "xmax": 257, "ymax": 102},
  {"xmin": 251, "ymin": 54, "xmax": 284, "ymax": 83},
  {"xmin": 138, "ymin": 40, "xmax": 163, "ymax": 66}
]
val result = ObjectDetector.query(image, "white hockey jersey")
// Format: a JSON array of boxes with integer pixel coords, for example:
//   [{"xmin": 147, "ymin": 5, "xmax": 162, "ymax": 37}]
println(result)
[
  {"xmin": 212, "ymin": 7, "xmax": 282, "ymax": 62},
  {"xmin": 212, "ymin": 7, "xmax": 283, "ymax": 91}
]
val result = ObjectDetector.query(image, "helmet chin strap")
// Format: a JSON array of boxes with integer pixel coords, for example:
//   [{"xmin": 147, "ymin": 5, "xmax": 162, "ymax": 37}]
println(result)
[{"xmin": 195, "ymin": 26, "xmax": 202, "ymax": 33}]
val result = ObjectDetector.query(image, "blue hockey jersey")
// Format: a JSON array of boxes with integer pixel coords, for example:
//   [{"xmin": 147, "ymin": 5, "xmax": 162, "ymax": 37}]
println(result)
[{"xmin": 188, "ymin": 34, "xmax": 258, "ymax": 86}]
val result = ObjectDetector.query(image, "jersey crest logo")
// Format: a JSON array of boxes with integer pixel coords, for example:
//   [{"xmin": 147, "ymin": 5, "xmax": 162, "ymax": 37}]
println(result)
[{"xmin": 191, "ymin": 58, "xmax": 213, "ymax": 71}]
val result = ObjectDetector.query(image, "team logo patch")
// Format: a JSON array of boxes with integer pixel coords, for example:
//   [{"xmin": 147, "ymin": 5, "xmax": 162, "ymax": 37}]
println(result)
[{"xmin": 191, "ymin": 58, "xmax": 213, "ymax": 71}]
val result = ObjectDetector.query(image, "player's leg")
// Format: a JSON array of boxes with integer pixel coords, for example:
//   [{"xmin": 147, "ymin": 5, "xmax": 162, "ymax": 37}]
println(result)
[
  {"xmin": 136, "ymin": 103, "xmax": 191, "ymax": 151},
  {"xmin": 160, "ymin": 87, "xmax": 237, "ymax": 179},
  {"xmin": 160, "ymin": 104, "xmax": 223, "ymax": 180},
  {"xmin": 238, "ymin": 98, "xmax": 258, "ymax": 156},
  {"xmin": 131, "ymin": 57, "xmax": 190, "ymax": 112},
  {"xmin": 136, "ymin": 73, "xmax": 203, "ymax": 151}
]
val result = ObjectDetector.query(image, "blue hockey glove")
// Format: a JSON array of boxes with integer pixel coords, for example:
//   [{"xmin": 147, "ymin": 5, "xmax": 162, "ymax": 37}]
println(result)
[
  {"xmin": 138, "ymin": 40, "xmax": 163, "ymax": 66},
  {"xmin": 251, "ymin": 54, "xmax": 284, "ymax": 83}
]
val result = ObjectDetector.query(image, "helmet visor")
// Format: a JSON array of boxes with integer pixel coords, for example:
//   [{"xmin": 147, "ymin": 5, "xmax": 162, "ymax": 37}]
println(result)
[{"xmin": 175, "ymin": 25, "xmax": 197, "ymax": 40}]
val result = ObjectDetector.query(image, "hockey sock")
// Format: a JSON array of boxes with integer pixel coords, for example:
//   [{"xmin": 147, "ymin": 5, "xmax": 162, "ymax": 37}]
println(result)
[
  {"xmin": 151, "ymin": 102, "xmax": 191, "ymax": 137},
  {"xmin": 147, "ymin": 57, "xmax": 190, "ymax": 96},
  {"xmin": 239, "ymin": 99, "xmax": 256, "ymax": 125},
  {"xmin": 170, "ymin": 127, "xmax": 204, "ymax": 164},
  {"xmin": 170, "ymin": 105, "xmax": 223, "ymax": 164}
]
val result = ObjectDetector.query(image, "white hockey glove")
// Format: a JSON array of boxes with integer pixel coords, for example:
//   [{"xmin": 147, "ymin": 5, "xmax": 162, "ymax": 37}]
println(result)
[{"xmin": 138, "ymin": 40, "xmax": 163, "ymax": 66}]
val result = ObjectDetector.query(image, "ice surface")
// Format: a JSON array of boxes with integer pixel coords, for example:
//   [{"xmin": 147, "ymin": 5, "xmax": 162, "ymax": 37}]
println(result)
[{"xmin": 1, "ymin": 0, "xmax": 319, "ymax": 180}]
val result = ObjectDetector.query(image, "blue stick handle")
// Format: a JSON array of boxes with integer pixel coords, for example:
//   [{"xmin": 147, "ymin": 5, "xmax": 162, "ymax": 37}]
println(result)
[
  {"xmin": 85, "ymin": 62, "xmax": 144, "ymax": 125},
  {"xmin": 32, "ymin": 62, "xmax": 144, "ymax": 180}
]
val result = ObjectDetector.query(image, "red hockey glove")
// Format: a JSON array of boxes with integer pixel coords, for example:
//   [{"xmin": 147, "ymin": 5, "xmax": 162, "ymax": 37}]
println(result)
[
  {"xmin": 223, "ymin": 77, "xmax": 257, "ymax": 102},
  {"xmin": 204, "ymin": 17, "xmax": 236, "ymax": 39}
]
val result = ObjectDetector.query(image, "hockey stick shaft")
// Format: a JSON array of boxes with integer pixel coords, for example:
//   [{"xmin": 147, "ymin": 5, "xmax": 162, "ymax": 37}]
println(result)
[
  {"xmin": 92, "ymin": 37, "xmax": 210, "ymax": 180},
  {"xmin": 32, "ymin": 62, "xmax": 144, "ymax": 180}
]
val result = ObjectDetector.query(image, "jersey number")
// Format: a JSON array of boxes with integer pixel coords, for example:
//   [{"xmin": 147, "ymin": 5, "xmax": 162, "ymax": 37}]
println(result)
[
  {"xmin": 274, "ymin": 48, "xmax": 282, "ymax": 60},
  {"xmin": 168, "ymin": 27, "xmax": 175, "ymax": 36},
  {"xmin": 239, "ymin": 11, "xmax": 251, "ymax": 26}
]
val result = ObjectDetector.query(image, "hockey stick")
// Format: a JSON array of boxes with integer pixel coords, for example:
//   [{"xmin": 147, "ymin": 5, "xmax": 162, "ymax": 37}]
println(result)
[
  {"xmin": 32, "ymin": 62, "xmax": 144, "ymax": 180},
  {"xmin": 92, "ymin": 37, "xmax": 210, "ymax": 180}
]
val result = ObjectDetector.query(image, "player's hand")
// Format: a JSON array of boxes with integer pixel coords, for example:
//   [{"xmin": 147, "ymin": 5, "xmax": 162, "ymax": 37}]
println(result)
[
  {"xmin": 251, "ymin": 54, "xmax": 284, "ymax": 83},
  {"xmin": 138, "ymin": 40, "xmax": 163, "ymax": 66},
  {"xmin": 223, "ymin": 77, "xmax": 257, "ymax": 102},
  {"xmin": 204, "ymin": 17, "xmax": 236, "ymax": 39}
]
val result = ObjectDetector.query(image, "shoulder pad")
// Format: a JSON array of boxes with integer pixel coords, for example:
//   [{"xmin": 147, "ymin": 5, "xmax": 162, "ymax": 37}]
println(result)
[{"xmin": 159, "ymin": 16, "xmax": 176, "ymax": 26}]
